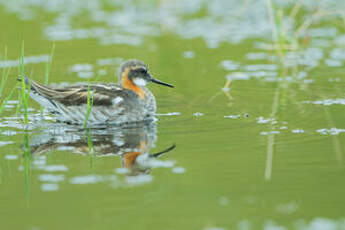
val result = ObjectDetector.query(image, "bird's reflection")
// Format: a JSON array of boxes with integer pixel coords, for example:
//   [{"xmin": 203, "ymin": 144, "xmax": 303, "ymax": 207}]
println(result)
[{"xmin": 29, "ymin": 122, "xmax": 175, "ymax": 176}]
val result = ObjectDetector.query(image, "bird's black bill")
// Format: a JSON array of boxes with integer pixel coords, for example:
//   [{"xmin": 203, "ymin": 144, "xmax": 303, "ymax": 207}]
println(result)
[
  {"xmin": 151, "ymin": 144, "xmax": 176, "ymax": 158},
  {"xmin": 151, "ymin": 78, "xmax": 174, "ymax": 88}
]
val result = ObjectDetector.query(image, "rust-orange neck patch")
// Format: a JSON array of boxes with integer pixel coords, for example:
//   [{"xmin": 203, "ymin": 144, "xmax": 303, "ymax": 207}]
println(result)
[{"xmin": 121, "ymin": 68, "xmax": 145, "ymax": 99}]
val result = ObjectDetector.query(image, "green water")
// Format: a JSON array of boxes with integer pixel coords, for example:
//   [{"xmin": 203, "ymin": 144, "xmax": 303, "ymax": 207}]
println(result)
[{"xmin": 1, "ymin": 1, "xmax": 345, "ymax": 229}]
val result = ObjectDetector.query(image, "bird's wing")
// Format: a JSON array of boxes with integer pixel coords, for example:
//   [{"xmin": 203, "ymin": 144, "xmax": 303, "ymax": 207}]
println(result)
[{"xmin": 25, "ymin": 76, "xmax": 127, "ymax": 107}]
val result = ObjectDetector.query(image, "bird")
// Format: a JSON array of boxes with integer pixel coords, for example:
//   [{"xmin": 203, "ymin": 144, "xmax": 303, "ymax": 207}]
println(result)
[{"xmin": 22, "ymin": 59, "xmax": 174, "ymax": 125}]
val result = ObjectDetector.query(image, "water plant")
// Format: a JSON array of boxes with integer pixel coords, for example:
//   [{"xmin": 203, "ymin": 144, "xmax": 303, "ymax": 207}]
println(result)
[
  {"xmin": 0, "ymin": 46, "xmax": 15, "ymax": 116},
  {"xmin": 0, "ymin": 46, "xmax": 12, "ymax": 97},
  {"xmin": 23, "ymin": 132, "xmax": 31, "ymax": 202},
  {"xmin": 44, "ymin": 43, "xmax": 55, "ymax": 86},
  {"xmin": 20, "ymin": 41, "xmax": 30, "ymax": 124},
  {"xmin": 83, "ymin": 82, "xmax": 94, "ymax": 128},
  {"xmin": 85, "ymin": 129, "xmax": 95, "ymax": 169}
]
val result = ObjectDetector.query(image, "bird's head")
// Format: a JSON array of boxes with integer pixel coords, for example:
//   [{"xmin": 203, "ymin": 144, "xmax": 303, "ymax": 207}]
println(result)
[{"xmin": 119, "ymin": 60, "xmax": 174, "ymax": 89}]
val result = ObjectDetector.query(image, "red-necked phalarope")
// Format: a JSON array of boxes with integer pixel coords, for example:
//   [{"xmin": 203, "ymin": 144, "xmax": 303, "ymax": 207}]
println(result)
[{"xmin": 23, "ymin": 59, "xmax": 174, "ymax": 125}]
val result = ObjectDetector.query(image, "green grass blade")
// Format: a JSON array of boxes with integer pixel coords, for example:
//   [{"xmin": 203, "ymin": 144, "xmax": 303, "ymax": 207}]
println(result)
[
  {"xmin": 45, "ymin": 43, "xmax": 55, "ymax": 85},
  {"xmin": 83, "ymin": 82, "xmax": 94, "ymax": 128},
  {"xmin": 20, "ymin": 41, "xmax": 29, "ymax": 123}
]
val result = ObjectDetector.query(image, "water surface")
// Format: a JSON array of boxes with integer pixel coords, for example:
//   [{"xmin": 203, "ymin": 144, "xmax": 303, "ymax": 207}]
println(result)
[{"xmin": 0, "ymin": 0, "xmax": 345, "ymax": 229}]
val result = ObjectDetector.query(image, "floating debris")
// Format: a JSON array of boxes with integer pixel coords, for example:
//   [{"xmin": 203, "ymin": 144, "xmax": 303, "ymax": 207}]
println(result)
[
  {"xmin": 328, "ymin": 78, "xmax": 341, "ymax": 83},
  {"xmin": 304, "ymin": 99, "xmax": 345, "ymax": 106},
  {"xmin": 257, "ymin": 117, "xmax": 275, "ymax": 124},
  {"xmin": 125, "ymin": 174, "xmax": 152, "ymax": 185},
  {"xmin": 70, "ymin": 175, "xmax": 106, "ymax": 184},
  {"xmin": 77, "ymin": 71, "xmax": 94, "ymax": 79},
  {"xmin": 39, "ymin": 174, "xmax": 65, "ymax": 183},
  {"xmin": 220, "ymin": 60, "xmax": 240, "ymax": 71},
  {"xmin": 97, "ymin": 57, "xmax": 123, "ymax": 66},
  {"xmin": 43, "ymin": 165, "xmax": 68, "ymax": 172},
  {"xmin": 224, "ymin": 115, "xmax": 241, "ymax": 119},
  {"xmin": 325, "ymin": 59, "xmax": 342, "ymax": 67},
  {"xmin": 226, "ymin": 72, "xmax": 249, "ymax": 81},
  {"xmin": 203, "ymin": 227, "xmax": 226, "ymax": 230},
  {"xmin": 193, "ymin": 112, "xmax": 204, "ymax": 117},
  {"xmin": 172, "ymin": 167, "xmax": 186, "ymax": 174},
  {"xmin": 114, "ymin": 168, "xmax": 130, "ymax": 175},
  {"xmin": 260, "ymin": 131, "xmax": 280, "ymax": 136},
  {"xmin": 0, "ymin": 55, "xmax": 49, "ymax": 68},
  {"xmin": 183, "ymin": 51, "xmax": 195, "ymax": 58},
  {"xmin": 0, "ymin": 141, "xmax": 13, "ymax": 147},
  {"xmin": 41, "ymin": 183, "xmax": 59, "ymax": 192},
  {"xmin": 136, "ymin": 154, "xmax": 175, "ymax": 168},
  {"xmin": 317, "ymin": 128, "xmax": 345, "ymax": 135},
  {"xmin": 70, "ymin": 64, "xmax": 93, "ymax": 72},
  {"xmin": 5, "ymin": 155, "xmax": 18, "ymax": 160},
  {"xmin": 156, "ymin": 112, "xmax": 181, "ymax": 116},
  {"xmin": 292, "ymin": 129, "xmax": 305, "ymax": 134},
  {"xmin": 275, "ymin": 202, "xmax": 298, "ymax": 215}
]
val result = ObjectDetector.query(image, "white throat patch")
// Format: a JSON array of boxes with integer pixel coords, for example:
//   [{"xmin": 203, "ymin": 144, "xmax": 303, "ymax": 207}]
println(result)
[{"xmin": 133, "ymin": 78, "xmax": 147, "ymax": 87}]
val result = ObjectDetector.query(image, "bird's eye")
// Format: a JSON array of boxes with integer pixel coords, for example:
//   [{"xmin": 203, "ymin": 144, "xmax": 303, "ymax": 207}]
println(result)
[{"xmin": 138, "ymin": 68, "xmax": 147, "ymax": 74}]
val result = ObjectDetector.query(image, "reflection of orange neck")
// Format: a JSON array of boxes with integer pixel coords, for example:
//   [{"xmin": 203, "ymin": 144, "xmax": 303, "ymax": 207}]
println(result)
[
  {"xmin": 122, "ymin": 70, "xmax": 145, "ymax": 99},
  {"xmin": 123, "ymin": 151, "xmax": 141, "ymax": 168},
  {"xmin": 122, "ymin": 141, "xmax": 147, "ymax": 168}
]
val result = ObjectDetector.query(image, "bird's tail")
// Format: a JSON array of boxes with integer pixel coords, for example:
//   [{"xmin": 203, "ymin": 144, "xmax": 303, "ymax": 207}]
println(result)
[
  {"xmin": 17, "ymin": 76, "xmax": 57, "ymax": 99},
  {"xmin": 17, "ymin": 76, "xmax": 60, "ymax": 111}
]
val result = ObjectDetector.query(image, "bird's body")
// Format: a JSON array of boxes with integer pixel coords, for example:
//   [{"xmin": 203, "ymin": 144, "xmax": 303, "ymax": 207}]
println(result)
[{"xmin": 24, "ymin": 60, "xmax": 173, "ymax": 125}]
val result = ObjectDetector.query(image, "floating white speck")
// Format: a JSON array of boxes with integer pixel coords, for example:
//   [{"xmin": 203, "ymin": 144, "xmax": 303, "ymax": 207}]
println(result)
[
  {"xmin": 328, "ymin": 78, "xmax": 340, "ymax": 83},
  {"xmin": 220, "ymin": 60, "xmax": 240, "ymax": 71},
  {"xmin": 97, "ymin": 69, "xmax": 107, "ymax": 76},
  {"xmin": 172, "ymin": 167, "xmax": 186, "ymax": 174},
  {"xmin": 0, "ymin": 141, "xmax": 13, "ymax": 147},
  {"xmin": 317, "ymin": 128, "xmax": 345, "ymax": 135},
  {"xmin": 309, "ymin": 218, "xmax": 339, "ymax": 230},
  {"xmin": 39, "ymin": 174, "xmax": 65, "ymax": 183},
  {"xmin": 276, "ymin": 202, "xmax": 298, "ymax": 214},
  {"xmin": 43, "ymin": 165, "xmax": 68, "ymax": 172},
  {"xmin": 330, "ymin": 48, "xmax": 345, "ymax": 60},
  {"xmin": 125, "ymin": 174, "xmax": 152, "ymax": 185},
  {"xmin": 325, "ymin": 59, "xmax": 342, "ymax": 67},
  {"xmin": 69, "ymin": 64, "xmax": 93, "ymax": 72},
  {"xmin": 304, "ymin": 99, "xmax": 345, "ymax": 106},
  {"xmin": 292, "ymin": 129, "xmax": 304, "ymax": 134},
  {"xmin": 41, "ymin": 183, "xmax": 59, "ymax": 192},
  {"xmin": 260, "ymin": 131, "xmax": 280, "ymax": 135},
  {"xmin": 203, "ymin": 227, "xmax": 226, "ymax": 230},
  {"xmin": 245, "ymin": 64, "xmax": 277, "ymax": 71},
  {"xmin": 97, "ymin": 57, "xmax": 123, "ymax": 66},
  {"xmin": 303, "ymin": 79, "xmax": 314, "ymax": 84},
  {"xmin": 246, "ymin": 52, "xmax": 269, "ymax": 60},
  {"xmin": 5, "ymin": 155, "xmax": 18, "ymax": 160},
  {"xmin": 115, "ymin": 168, "xmax": 130, "ymax": 174},
  {"xmin": 193, "ymin": 112, "xmax": 204, "ymax": 117},
  {"xmin": 280, "ymin": 126, "xmax": 288, "ymax": 130},
  {"xmin": 70, "ymin": 175, "xmax": 105, "ymax": 184},
  {"xmin": 1, "ymin": 130, "xmax": 17, "ymax": 136},
  {"xmin": 183, "ymin": 51, "xmax": 195, "ymax": 58},
  {"xmin": 0, "ymin": 55, "xmax": 49, "ymax": 69},
  {"xmin": 77, "ymin": 71, "xmax": 94, "ymax": 79},
  {"xmin": 155, "ymin": 112, "xmax": 181, "ymax": 116},
  {"xmin": 137, "ymin": 154, "xmax": 175, "ymax": 168},
  {"xmin": 224, "ymin": 115, "xmax": 240, "ymax": 119},
  {"xmin": 226, "ymin": 72, "xmax": 249, "ymax": 81},
  {"xmin": 257, "ymin": 117, "xmax": 275, "ymax": 124}
]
